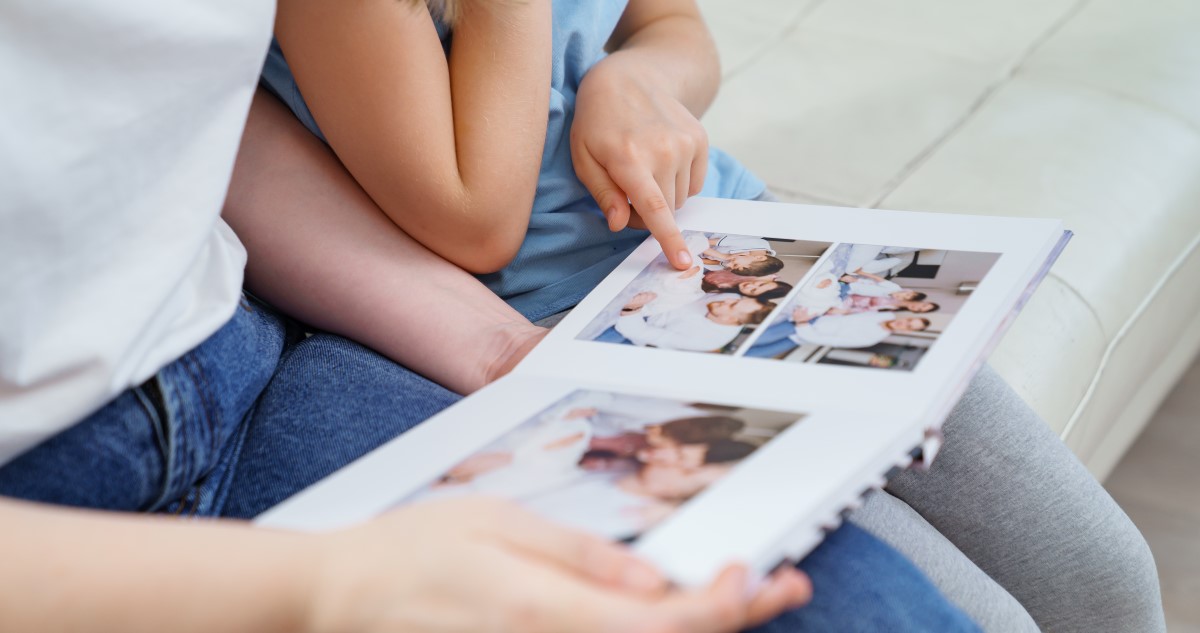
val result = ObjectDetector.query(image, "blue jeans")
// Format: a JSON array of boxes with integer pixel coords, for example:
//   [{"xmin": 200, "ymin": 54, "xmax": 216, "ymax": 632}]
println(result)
[{"xmin": 0, "ymin": 298, "xmax": 977, "ymax": 631}]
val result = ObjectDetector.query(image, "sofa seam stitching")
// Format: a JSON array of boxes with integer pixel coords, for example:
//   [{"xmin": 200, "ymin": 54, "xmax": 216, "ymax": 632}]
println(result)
[
  {"xmin": 1048, "ymin": 270, "xmax": 1108, "ymax": 341},
  {"xmin": 1060, "ymin": 228, "xmax": 1200, "ymax": 442},
  {"xmin": 1016, "ymin": 68, "xmax": 1200, "ymax": 137},
  {"xmin": 722, "ymin": 0, "xmax": 829, "ymax": 82},
  {"xmin": 868, "ymin": 0, "xmax": 1094, "ymax": 209}
]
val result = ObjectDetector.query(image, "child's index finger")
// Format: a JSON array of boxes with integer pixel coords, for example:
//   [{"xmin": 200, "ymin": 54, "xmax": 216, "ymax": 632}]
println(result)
[
  {"xmin": 620, "ymin": 173, "xmax": 691, "ymax": 270},
  {"xmin": 641, "ymin": 212, "xmax": 692, "ymax": 270}
]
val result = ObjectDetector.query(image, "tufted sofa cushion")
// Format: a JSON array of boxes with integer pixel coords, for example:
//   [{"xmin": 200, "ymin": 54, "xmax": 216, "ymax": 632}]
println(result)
[{"xmin": 699, "ymin": 0, "xmax": 1200, "ymax": 479}]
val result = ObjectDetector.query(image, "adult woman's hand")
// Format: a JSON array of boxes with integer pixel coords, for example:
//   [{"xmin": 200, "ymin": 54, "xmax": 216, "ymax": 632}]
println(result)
[
  {"xmin": 0, "ymin": 493, "xmax": 807, "ymax": 633},
  {"xmin": 307, "ymin": 498, "xmax": 813, "ymax": 633}
]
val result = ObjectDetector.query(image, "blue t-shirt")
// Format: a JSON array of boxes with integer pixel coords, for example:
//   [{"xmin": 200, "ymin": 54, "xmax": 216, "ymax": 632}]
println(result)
[{"xmin": 261, "ymin": 0, "xmax": 766, "ymax": 321}]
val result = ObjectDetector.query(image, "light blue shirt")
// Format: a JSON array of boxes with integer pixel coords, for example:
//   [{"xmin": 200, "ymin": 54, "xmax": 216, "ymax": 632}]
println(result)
[{"xmin": 261, "ymin": 0, "xmax": 765, "ymax": 321}]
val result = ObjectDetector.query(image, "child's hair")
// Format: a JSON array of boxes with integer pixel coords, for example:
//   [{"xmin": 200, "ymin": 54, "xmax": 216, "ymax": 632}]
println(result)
[
  {"xmin": 408, "ymin": 0, "xmax": 463, "ymax": 24},
  {"xmin": 734, "ymin": 255, "xmax": 785, "ymax": 277}
]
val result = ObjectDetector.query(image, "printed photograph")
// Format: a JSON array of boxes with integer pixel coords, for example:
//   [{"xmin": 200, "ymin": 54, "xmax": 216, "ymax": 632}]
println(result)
[
  {"xmin": 577, "ymin": 231, "xmax": 832, "ymax": 354},
  {"xmin": 743, "ymin": 244, "xmax": 1001, "ymax": 370},
  {"xmin": 404, "ymin": 391, "xmax": 803, "ymax": 542}
]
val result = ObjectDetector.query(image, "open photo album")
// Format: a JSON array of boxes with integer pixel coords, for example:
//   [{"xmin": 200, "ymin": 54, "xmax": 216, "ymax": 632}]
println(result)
[{"xmin": 257, "ymin": 197, "xmax": 1071, "ymax": 587}]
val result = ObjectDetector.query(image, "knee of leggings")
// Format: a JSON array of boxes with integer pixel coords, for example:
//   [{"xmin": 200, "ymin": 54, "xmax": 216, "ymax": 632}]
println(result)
[
  {"xmin": 1104, "ymin": 521, "xmax": 1162, "ymax": 608},
  {"xmin": 1050, "ymin": 514, "xmax": 1165, "ymax": 632}
]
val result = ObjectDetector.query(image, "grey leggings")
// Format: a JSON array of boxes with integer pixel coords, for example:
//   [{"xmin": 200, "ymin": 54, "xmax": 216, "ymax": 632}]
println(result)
[
  {"xmin": 848, "ymin": 365, "xmax": 1165, "ymax": 632},
  {"xmin": 532, "ymin": 335, "xmax": 1166, "ymax": 630},
  {"xmin": 746, "ymin": 186, "xmax": 1162, "ymax": 630}
]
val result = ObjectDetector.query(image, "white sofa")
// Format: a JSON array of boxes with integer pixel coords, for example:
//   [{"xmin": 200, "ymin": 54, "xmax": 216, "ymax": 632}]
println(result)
[{"xmin": 698, "ymin": 0, "xmax": 1200, "ymax": 479}]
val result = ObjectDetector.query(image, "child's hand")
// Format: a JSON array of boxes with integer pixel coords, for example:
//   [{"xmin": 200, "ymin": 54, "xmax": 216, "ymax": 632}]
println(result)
[{"xmin": 570, "ymin": 58, "xmax": 709, "ymax": 271}]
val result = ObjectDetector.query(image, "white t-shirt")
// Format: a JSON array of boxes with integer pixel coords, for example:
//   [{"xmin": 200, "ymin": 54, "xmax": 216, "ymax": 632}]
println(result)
[
  {"xmin": 616, "ymin": 294, "xmax": 744, "ymax": 352},
  {"xmin": 791, "ymin": 312, "xmax": 895, "ymax": 349},
  {"xmin": 0, "ymin": 0, "xmax": 275, "ymax": 466}
]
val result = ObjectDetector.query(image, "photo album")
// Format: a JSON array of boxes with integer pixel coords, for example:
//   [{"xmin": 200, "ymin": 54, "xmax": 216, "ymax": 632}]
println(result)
[{"xmin": 257, "ymin": 197, "xmax": 1071, "ymax": 587}]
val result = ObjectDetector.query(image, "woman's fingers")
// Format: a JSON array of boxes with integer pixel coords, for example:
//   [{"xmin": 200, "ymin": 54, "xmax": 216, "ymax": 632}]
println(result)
[
  {"xmin": 745, "ymin": 567, "xmax": 812, "ymax": 627},
  {"xmin": 521, "ymin": 561, "xmax": 759, "ymax": 633},
  {"xmin": 343, "ymin": 500, "xmax": 800, "ymax": 633},
  {"xmin": 483, "ymin": 504, "xmax": 798, "ymax": 633},
  {"xmin": 483, "ymin": 500, "xmax": 669, "ymax": 595}
]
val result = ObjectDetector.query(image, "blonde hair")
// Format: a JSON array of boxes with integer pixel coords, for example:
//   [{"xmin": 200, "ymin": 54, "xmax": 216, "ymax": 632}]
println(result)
[{"xmin": 411, "ymin": 0, "xmax": 463, "ymax": 24}]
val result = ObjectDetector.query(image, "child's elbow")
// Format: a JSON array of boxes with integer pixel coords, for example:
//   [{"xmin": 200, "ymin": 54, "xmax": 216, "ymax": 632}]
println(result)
[
  {"xmin": 451, "ymin": 229, "xmax": 525, "ymax": 275},
  {"xmin": 456, "ymin": 249, "xmax": 517, "ymax": 275}
]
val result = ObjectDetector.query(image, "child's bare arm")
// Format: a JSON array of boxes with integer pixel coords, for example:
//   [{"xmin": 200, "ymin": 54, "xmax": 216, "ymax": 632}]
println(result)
[
  {"xmin": 274, "ymin": 0, "xmax": 552, "ymax": 274},
  {"xmin": 224, "ymin": 89, "xmax": 546, "ymax": 395},
  {"xmin": 570, "ymin": 0, "xmax": 722, "ymax": 271},
  {"xmin": 606, "ymin": 0, "xmax": 722, "ymax": 115}
]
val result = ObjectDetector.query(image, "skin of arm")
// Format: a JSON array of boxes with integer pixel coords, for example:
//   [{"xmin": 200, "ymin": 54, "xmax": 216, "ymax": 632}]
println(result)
[
  {"xmin": 0, "ymin": 496, "xmax": 811, "ymax": 632},
  {"xmin": 223, "ymin": 89, "xmax": 546, "ymax": 395},
  {"xmin": 273, "ymin": 0, "xmax": 552, "ymax": 274},
  {"xmin": 605, "ymin": 0, "xmax": 722, "ymax": 117},
  {"xmin": 570, "ymin": 0, "xmax": 722, "ymax": 271}
]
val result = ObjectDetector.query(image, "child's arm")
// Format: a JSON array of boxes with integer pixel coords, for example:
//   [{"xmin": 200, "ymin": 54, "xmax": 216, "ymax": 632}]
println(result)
[
  {"xmin": 571, "ymin": 0, "xmax": 722, "ymax": 271},
  {"xmin": 274, "ymin": 0, "xmax": 552, "ymax": 274},
  {"xmin": 224, "ymin": 89, "xmax": 546, "ymax": 395}
]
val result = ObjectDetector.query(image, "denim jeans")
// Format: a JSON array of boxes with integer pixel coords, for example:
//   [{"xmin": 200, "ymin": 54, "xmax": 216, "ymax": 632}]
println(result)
[{"xmin": 0, "ymin": 297, "xmax": 977, "ymax": 631}]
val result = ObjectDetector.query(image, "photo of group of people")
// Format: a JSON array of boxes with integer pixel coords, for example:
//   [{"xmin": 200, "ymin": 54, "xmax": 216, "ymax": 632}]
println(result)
[
  {"xmin": 404, "ymin": 391, "xmax": 802, "ymax": 542},
  {"xmin": 743, "ymin": 243, "xmax": 1001, "ymax": 370},
  {"xmin": 577, "ymin": 231, "xmax": 832, "ymax": 354}
]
